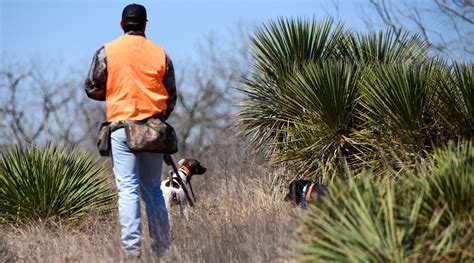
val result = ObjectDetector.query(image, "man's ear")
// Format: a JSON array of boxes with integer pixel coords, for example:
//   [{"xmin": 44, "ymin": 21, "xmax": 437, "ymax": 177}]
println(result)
[{"xmin": 120, "ymin": 20, "xmax": 124, "ymax": 30}]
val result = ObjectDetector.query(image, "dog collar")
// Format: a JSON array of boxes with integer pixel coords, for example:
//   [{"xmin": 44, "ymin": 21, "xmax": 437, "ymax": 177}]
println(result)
[
  {"xmin": 301, "ymin": 182, "xmax": 310, "ymax": 216},
  {"xmin": 305, "ymin": 182, "xmax": 316, "ymax": 203},
  {"xmin": 179, "ymin": 165, "xmax": 191, "ymax": 176}
]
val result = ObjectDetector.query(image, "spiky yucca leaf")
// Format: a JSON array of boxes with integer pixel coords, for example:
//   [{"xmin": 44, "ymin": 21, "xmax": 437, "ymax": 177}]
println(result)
[
  {"xmin": 299, "ymin": 168, "xmax": 473, "ymax": 262},
  {"xmin": 298, "ymin": 141, "xmax": 474, "ymax": 262},
  {"xmin": 417, "ymin": 140, "xmax": 474, "ymax": 226},
  {"xmin": 0, "ymin": 145, "xmax": 114, "ymax": 224},
  {"xmin": 359, "ymin": 62, "xmax": 436, "ymax": 148},
  {"xmin": 437, "ymin": 62, "xmax": 474, "ymax": 138},
  {"xmin": 345, "ymin": 29, "xmax": 429, "ymax": 64},
  {"xmin": 239, "ymin": 18, "xmax": 432, "ymax": 164},
  {"xmin": 239, "ymin": 17, "xmax": 346, "ymax": 149},
  {"xmin": 273, "ymin": 61, "xmax": 366, "ymax": 178},
  {"xmin": 251, "ymin": 17, "xmax": 345, "ymax": 82},
  {"xmin": 299, "ymin": 175, "xmax": 424, "ymax": 262}
]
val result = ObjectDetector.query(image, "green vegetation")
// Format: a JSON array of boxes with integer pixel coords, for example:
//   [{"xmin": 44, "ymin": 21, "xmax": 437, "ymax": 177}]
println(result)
[
  {"xmin": 0, "ymin": 145, "xmax": 114, "ymax": 224},
  {"xmin": 239, "ymin": 17, "xmax": 473, "ymax": 179},
  {"xmin": 299, "ymin": 141, "xmax": 473, "ymax": 262},
  {"xmin": 239, "ymin": 17, "xmax": 473, "ymax": 261}
]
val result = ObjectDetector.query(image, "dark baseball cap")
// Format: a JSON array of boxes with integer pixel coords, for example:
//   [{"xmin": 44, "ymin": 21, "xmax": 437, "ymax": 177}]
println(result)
[{"xmin": 122, "ymin": 4, "xmax": 148, "ymax": 24}]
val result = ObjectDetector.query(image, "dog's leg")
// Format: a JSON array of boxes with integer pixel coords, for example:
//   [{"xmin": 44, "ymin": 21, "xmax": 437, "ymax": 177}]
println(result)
[
  {"xmin": 181, "ymin": 205, "xmax": 189, "ymax": 221},
  {"xmin": 164, "ymin": 196, "xmax": 171, "ymax": 211},
  {"xmin": 161, "ymin": 185, "xmax": 172, "ymax": 221},
  {"xmin": 179, "ymin": 197, "xmax": 189, "ymax": 221},
  {"xmin": 166, "ymin": 198, "xmax": 173, "ymax": 221}
]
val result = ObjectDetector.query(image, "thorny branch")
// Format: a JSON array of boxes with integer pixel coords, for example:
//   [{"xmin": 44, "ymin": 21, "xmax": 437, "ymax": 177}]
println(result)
[
  {"xmin": 0, "ymin": 64, "xmax": 103, "ymax": 149},
  {"xmin": 366, "ymin": 0, "xmax": 474, "ymax": 61},
  {"xmin": 171, "ymin": 29, "xmax": 251, "ymax": 155}
]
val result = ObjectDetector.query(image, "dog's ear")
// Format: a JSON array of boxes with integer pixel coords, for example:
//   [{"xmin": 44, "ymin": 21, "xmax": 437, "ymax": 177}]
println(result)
[{"xmin": 194, "ymin": 160, "xmax": 207, "ymax": 175}]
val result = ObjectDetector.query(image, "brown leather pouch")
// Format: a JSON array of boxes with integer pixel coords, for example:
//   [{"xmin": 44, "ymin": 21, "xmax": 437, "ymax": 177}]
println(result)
[{"xmin": 97, "ymin": 122, "xmax": 111, "ymax": 156}]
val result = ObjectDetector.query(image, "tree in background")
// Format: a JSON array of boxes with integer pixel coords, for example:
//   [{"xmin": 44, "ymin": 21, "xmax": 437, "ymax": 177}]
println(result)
[
  {"xmin": 0, "ymin": 29, "xmax": 250, "ymax": 155},
  {"xmin": 362, "ymin": 0, "xmax": 473, "ymax": 62},
  {"xmin": 170, "ymin": 30, "xmax": 250, "ymax": 155},
  {"xmin": 0, "ymin": 62, "xmax": 103, "ymax": 150}
]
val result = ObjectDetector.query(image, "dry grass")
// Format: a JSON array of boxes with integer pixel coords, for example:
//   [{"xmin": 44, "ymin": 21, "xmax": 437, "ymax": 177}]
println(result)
[{"xmin": 0, "ymin": 134, "xmax": 302, "ymax": 263}]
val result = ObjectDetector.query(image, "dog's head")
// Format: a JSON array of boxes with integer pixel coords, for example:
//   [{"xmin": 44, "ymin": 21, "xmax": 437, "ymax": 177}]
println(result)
[
  {"xmin": 284, "ymin": 179, "xmax": 310, "ymax": 205},
  {"xmin": 178, "ymin": 159, "xmax": 207, "ymax": 177}
]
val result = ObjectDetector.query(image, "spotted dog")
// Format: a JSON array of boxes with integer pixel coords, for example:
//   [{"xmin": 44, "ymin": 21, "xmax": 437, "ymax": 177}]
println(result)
[{"xmin": 161, "ymin": 159, "xmax": 207, "ymax": 220}]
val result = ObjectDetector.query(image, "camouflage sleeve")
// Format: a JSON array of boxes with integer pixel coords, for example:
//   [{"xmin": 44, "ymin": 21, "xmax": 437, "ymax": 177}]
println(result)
[
  {"xmin": 162, "ymin": 54, "xmax": 177, "ymax": 120},
  {"xmin": 84, "ymin": 46, "xmax": 107, "ymax": 101}
]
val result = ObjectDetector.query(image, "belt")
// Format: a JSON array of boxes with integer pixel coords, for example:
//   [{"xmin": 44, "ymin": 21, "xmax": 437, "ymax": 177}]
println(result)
[
  {"xmin": 110, "ymin": 121, "xmax": 126, "ymax": 132},
  {"xmin": 109, "ymin": 113, "xmax": 164, "ymax": 132}
]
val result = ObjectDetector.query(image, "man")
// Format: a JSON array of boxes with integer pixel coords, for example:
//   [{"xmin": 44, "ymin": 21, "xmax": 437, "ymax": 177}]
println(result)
[{"xmin": 84, "ymin": 3, "xmax": 176, "ymax": 257}]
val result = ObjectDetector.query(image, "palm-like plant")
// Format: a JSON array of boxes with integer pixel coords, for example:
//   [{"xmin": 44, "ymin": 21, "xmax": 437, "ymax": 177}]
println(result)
[
  {"xmin": 417, "ymin": 140, "xmax": 474, "ymax": 226},
  {"xmin": 359, "ymin": 62, "xmax": 436, "ymax": 149},
  {"xmin": 300, "ymin": 174, "xmax": 425, "ymax": 262},
  {"xmin": 239, "ymin": 18, "xmax": 433, "ymax": 179},
  {"xmin": 344, "ymin": 29, "xmax": 429, "ymax": 64},
  {"xmin": 239, "ymin": 17, "xmax": 346, "ymax": 148},
  {"xmin": 0, "ymin": 145, "xmax": 114, "ymax": 224},
  {"xmin": 437, "ymin": 62, "xmax": 474, "ymax": 138},
  {"xmin": 274, "ymin": 61, "xmax": 364, "ymax": 178},
  {"xmin": 300, "ymin": 151, "xmax": 474, "ymax": 262}
]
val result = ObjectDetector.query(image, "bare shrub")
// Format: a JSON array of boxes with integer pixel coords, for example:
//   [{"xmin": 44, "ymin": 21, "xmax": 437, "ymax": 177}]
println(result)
[
  {"xmin": 361, "ymin": 0, "xmax": 474, "ymax": 61},
  {"xmin": 0, "ymin": 61, "xmax": 104, "ymax": 150}
]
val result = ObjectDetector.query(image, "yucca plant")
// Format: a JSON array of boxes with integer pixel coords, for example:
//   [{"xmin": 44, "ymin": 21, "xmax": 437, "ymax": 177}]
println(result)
[
  {"xmin": 359, "ymin": 62, "xmax": 437, "ymax": 149},
  {"xmin": 239, "ymin": 17, "xmax": 346, "ymax": 149},
  {"xmin": 417, "ymin": 140, "xmax": 474, "ymax": 227},
  {"xmin": 344, "ymin": 29, "xmax": 429, "ymax": 64},
  {"xmin": 437, "ymin": 62, "xmax": 474, "ymax": 139},
  {"xmin": 299, "ymin": 174, "xmax": 425, "ymax": 262},
  {"xmin": 299, "ymin": 173, "xmax": 473, "ymax": 262},
  {"xmin": 298, "ymin": 141, "xmax": 474, "ymax": 262},
  {"xmin": 0, "ymin": 145, "xmax": 114, "ymax": 224},
  {"xmin": 239, "ymin": 17, "xmax": 434, "ymax": 181},
  {"xmin": 274, "ymin": 61, "xmax": 366, "ymax": 178}
]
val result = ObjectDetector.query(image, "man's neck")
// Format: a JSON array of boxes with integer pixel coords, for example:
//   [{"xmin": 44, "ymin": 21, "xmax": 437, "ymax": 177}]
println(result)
[{"xmin": 125, "ymin": 31, "xmax": 145, "ymax": 37}]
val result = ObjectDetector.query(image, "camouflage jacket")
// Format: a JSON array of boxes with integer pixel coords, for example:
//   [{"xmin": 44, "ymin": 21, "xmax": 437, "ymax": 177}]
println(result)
[{"xmin": 83, "ymin": 31, "xmax": 177, "ymax": 120}]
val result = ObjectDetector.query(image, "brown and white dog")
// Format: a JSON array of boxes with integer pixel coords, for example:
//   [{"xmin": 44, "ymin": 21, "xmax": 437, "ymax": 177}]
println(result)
[{"xmin": 161, "ymin": 159, "xmax": 207, "ymax": 220}]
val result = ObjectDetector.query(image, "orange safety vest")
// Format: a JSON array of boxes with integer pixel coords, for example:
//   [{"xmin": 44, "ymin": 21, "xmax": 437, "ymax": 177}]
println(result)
[{"xmin": 104, "ymin": 34, "xmax": 168, "ymax": 122}]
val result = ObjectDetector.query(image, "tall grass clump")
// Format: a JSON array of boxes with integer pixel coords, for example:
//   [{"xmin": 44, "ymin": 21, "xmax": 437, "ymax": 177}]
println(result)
[
  {"xmin": 298, "ymin": 141, "xmax": 474, "ymax": 262},
  {"xmin": 0, "ymin": 144, "xmax": 114, "ymax": 224}
]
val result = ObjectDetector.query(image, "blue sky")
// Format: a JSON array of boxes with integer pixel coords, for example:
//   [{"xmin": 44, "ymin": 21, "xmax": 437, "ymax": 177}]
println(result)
[{"xmin": 1, "ymin": 0, "xmax": 372, "ymax": 72}]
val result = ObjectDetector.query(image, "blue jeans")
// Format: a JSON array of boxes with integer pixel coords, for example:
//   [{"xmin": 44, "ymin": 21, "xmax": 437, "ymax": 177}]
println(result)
[{"xmin": 110, "ymin": 128, "xmax": 170, "ymax": 256}]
